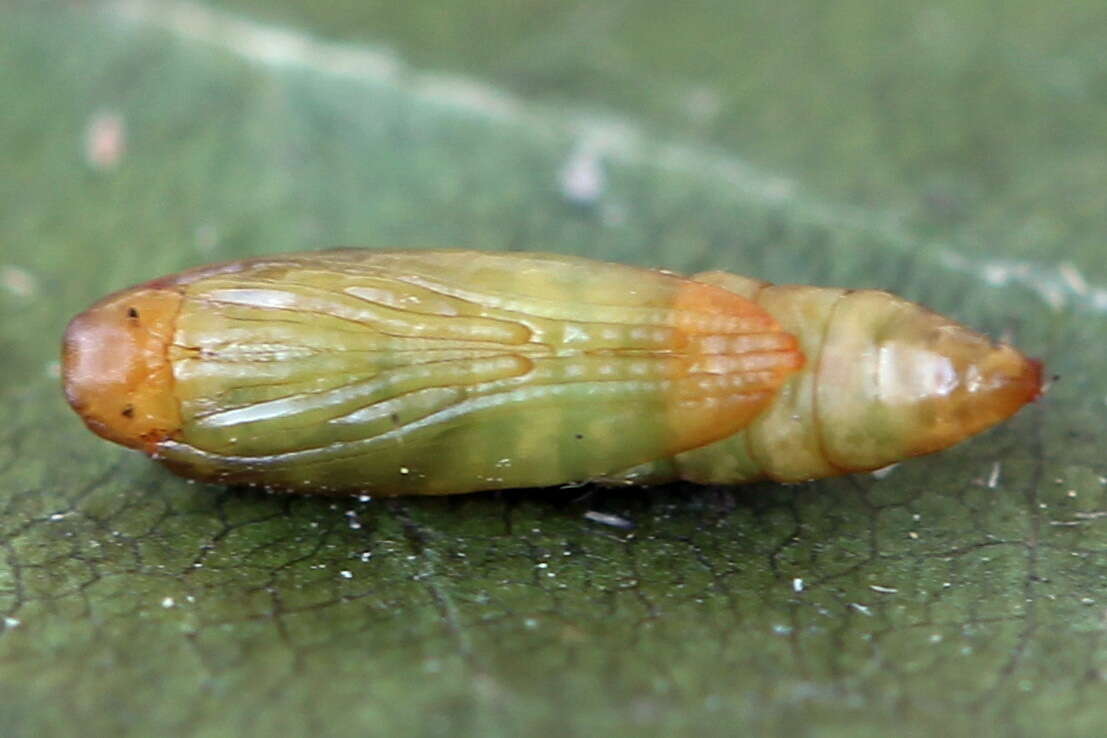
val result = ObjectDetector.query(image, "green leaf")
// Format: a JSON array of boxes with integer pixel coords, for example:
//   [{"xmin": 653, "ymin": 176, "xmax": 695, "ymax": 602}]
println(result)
[{"xmin": 1, "ymin": 2, "xmax": 1104, "ymax": 736}]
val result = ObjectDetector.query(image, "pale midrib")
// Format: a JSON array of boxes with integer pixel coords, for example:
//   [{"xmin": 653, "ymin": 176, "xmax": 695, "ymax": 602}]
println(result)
[{"xmin": 109, "ymin": 0, "xmax": 1107, "ymax": 316}]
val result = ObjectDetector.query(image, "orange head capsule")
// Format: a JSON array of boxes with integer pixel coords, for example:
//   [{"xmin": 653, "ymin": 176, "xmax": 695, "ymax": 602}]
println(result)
[{"xmin": 62, "ymin": 287, "xmax": 183, "ymax": 453}]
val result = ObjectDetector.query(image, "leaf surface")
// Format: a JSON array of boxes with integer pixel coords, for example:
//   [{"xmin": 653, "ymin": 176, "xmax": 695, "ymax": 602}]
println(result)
[{"xmin": 1, "ymin": 3, "xmax": 1105, "ymax": 736}]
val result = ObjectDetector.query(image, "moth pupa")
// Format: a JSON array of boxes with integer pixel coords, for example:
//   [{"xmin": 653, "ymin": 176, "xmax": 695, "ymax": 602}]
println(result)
[{"xmin": 62, "ymin": 250, "xmax": 1042, "ymax": 496}]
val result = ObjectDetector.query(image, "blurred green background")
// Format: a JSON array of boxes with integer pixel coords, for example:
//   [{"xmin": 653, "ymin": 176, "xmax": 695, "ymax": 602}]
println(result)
[{"xmin": 2, "ymin": 1, "xmax": 1105, "ymax": 736}]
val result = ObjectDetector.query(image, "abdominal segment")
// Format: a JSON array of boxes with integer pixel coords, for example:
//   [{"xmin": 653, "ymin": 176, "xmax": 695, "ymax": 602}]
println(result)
[{"xmin": 609, "ymin": 271, "xmax": 1042, "ymax": 486}]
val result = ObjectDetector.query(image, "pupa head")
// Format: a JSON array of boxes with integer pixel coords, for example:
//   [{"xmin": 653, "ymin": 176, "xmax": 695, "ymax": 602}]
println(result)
[{"xmin": 62, "ymin": 287, "xmax": 182, "ymax": 453}]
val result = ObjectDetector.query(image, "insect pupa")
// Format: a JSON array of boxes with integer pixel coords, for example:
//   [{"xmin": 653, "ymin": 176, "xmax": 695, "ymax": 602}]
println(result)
[{"xmin": 62, "ymin": 250, "xmax": 1042, "ymax": 496}]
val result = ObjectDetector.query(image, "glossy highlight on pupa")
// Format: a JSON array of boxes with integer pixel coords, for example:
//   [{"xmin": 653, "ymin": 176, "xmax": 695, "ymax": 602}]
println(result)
[{"xmin": 62, "ymin": 250, "xmax": 1042, "ymax": 496}]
